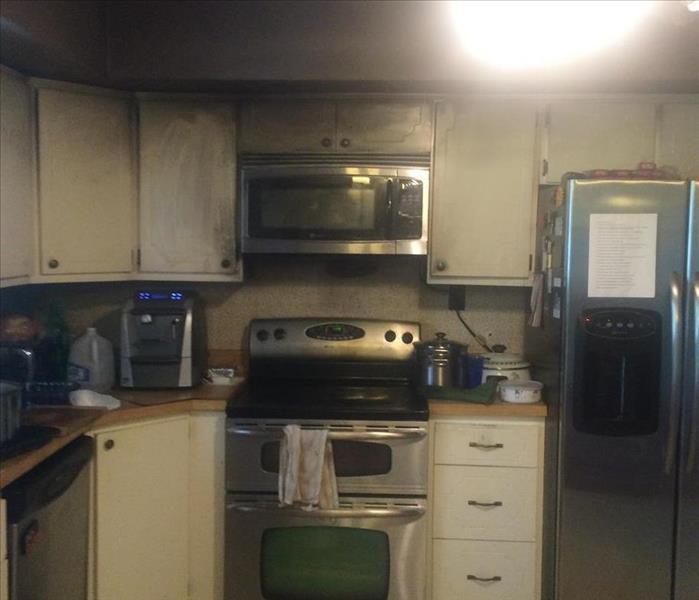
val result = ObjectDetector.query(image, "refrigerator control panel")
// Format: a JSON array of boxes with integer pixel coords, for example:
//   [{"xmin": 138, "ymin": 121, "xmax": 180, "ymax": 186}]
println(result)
[{"xmin": 581, "ymin": 309, "xmax": 658, "ymax": 340}]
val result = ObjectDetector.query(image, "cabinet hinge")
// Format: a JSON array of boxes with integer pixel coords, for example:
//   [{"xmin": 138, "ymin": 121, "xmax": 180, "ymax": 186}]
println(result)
[
  {"xmin": 541, "ymin": 159, "xmax": 549, "ymax": 177},
  {"xmin": 528, "ymin": 254, "xmax": 533, "ymax": 272},
  {"xmin": 136, "ymin": 248, "xmax": 141, "ymax": 268}
]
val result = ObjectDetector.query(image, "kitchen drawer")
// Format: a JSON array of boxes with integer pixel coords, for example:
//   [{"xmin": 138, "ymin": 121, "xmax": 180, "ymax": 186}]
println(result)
[
  {"xmin": 434, "ymin": 421, "xmax": 540, "ymax": 467},
  {"xmin": 432, "ymin": 539, "xmax": 537, "ymax": 600},
  {"xmin": 433, "ymin": 465, "xmax": 537, "ymax": 541}
]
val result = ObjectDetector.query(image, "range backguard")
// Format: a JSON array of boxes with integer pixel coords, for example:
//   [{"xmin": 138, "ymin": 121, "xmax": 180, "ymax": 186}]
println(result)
[{"xmin": 574, "ymin": 308, "xmax": 661, "ymax": 436}]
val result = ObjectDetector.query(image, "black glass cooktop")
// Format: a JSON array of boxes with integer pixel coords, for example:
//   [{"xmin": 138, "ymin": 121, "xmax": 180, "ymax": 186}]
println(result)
[{"xmin": 227, "ymin": 379, "xmax": 428, "ymax": 421}]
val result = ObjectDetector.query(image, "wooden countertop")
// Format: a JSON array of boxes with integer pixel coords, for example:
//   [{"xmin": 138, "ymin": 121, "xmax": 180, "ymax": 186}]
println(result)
[
  {"xmin": 1, "ymin": 380, "xmax": 546, "ymax": 489},
  {"xmin": 0, "ymin": 382, "xmax": 241, "ymax": 489},
  {"xmin": 428, "ymin": 399, "xmax": 548, "ymax": 418}
]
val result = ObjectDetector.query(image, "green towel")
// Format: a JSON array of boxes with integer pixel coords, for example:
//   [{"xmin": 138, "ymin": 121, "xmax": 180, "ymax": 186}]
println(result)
[{"xmin": 420, "ymin": 380, "xmax": 498, "ymax": 404}]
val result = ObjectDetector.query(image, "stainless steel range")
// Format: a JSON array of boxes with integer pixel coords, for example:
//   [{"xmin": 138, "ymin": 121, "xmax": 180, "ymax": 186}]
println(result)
[{"xmin": 225, "ymin": 318, "xmax": 428, "ymax": 600}]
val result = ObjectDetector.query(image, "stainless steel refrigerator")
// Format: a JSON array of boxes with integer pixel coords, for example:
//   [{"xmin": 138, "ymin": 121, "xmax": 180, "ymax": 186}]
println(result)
[{"xmin": 525, "ymin": 180, "xmax": 698, "ymax": 600}]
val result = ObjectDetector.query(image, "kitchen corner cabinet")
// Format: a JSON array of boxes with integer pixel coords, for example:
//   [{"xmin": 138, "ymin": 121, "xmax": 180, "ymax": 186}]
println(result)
[
  {"xmin": 36, "ymin": 87, "xmax": 135, "ymax": 276},
  {"xmin": 542, "ymin": 101, "xmax": 657, "ymax": 183},
  {"xmin": 239, "ymin": 100, "xmax": 433, "ymax": 154},
  {"xmin": 429, "ymin": 100, "xmax": 539, "ymax": 285},
  {"xmin": 430, "ymin": 418, "xmax": 545, "ymax": 600},
  {"xmin": 0, "ymin": 68, "xmax": 34, "ymax": 287},
  {"xmin": 138, "ymin": 101, "xmax": 241, "ymax": 279},
  {"xmin": 92, "ymin": 417, "xmax": 189, "ymax": 600}
]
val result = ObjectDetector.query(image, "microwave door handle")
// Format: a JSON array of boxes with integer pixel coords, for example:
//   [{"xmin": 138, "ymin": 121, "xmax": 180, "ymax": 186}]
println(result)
[
  {"xmin": 227, "ymin": 425, "xmax": 427, "ymax": 441},
  {"xmin": 228, "ymin": 501, "xmax": 425, "ymax": 519}
]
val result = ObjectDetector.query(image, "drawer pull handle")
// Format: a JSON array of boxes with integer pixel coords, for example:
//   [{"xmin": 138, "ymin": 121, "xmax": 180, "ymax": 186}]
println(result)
[
  {"xmin": 467, "ymin": 575, "xmax": 502, "ymax": 583},
  {"xmin": 469, "ymin": 442, "xmax": 503, "ymax": 449},
  {"xmin": 468, "ymin": 500, "xmax": 503, "ymax": 508}
]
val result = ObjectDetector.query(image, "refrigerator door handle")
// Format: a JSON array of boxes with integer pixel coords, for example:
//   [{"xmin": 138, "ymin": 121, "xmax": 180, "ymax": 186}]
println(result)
[
  {"xmin": 687, "ymin": 272, "xmax": 699, "ymax": 474},
  {"xmin": 666, "ymin": 271, "xmax": 684, "ymax": 474}
]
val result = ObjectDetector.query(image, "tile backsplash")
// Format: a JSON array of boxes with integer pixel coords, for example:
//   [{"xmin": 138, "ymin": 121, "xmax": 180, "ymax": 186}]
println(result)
[{"xmin": 0, "ymin": 256, "xmax": 529, "ymax": 354}]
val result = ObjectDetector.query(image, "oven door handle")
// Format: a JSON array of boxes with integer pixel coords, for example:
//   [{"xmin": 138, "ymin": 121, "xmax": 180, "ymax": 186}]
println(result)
[
  {"xmin": 227, "ymin": 426, "xmax": 427, "ymax": 441},
  {"xmin": 227, "ymin": 501, "xmax": 425, "ymax": 519}
]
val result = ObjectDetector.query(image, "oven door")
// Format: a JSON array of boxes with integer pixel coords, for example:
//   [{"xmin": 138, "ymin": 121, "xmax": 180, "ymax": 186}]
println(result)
[
  {"xmin": 241, "ymin": 166, "xmax": 399, "ymax": 254},
  {"xmin": 226, "ymin": 420, "xmax": 428, "ymax": 496},
  {"xmin": 225, "ymin": 494, "xmax": 427, "ymax": 600}
]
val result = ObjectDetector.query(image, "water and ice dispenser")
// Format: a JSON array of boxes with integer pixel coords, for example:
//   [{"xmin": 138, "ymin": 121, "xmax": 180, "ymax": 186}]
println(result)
[{"xmin": 574, "ymin": 308, "xmax": 661, "ymax": 436}]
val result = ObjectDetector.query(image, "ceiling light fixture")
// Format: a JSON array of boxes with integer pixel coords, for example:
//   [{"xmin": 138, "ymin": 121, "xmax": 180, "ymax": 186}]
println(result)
[
  {"xmin": 450, "ymin": 0, "xmax": 656, "ymax": 69},
  {"xmin": 687, "ymin": 1, "xmax": 699, "ymax": 12}
]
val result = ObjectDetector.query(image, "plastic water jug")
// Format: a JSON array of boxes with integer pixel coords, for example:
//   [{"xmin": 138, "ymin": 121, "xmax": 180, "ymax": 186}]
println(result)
[{"xmin": 67, "ymin": 327, "xmax": 115, "ymax": 392}]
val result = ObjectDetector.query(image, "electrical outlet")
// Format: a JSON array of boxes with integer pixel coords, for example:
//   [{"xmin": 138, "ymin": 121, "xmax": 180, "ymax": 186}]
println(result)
[{"xmin": 448, "ymin": 285, "xmax": 466, "ymax": 311}]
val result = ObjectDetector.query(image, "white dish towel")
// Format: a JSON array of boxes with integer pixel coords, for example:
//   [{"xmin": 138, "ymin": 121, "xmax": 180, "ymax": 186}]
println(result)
[{"xmin": 279, "ymin": 425, "xmax": 339, "ymax": 510}]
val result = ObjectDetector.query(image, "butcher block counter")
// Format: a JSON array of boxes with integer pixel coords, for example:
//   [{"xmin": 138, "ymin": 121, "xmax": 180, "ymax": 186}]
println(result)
[
  {"xmin": 1, "ymin": 381, "xmax": 547, "ymax": 488},
  {"xmin": 0, "ymin": 383, "xmax": 240, "ymax": 489}
]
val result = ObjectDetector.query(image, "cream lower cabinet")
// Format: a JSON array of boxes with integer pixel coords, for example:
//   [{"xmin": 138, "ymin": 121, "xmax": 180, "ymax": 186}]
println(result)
[
  {"xmin": 92, "ymin": 417, "xmax": 190, "ymax": 600},
  {"xmin": 429, "ymin": 100, "xmax": 540, "ymax": 286},
  {"xmin": 90, "ymin": 413, "xmax": 225, "ymax": 600},
  {"xmin": 188, "ymin": 413, "xmax": 226, "ymax": 600},
  {"xmin": 430, "ymin": 418, "xmax": 544, "ymax": 600},
  {"xmin": 1, "ymin": 498, "xmax": 8, "ymax": 600}
]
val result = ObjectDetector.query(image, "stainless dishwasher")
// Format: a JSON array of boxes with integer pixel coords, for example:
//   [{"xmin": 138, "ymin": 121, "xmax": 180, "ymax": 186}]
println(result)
[{"xmin": 2, "ymin": 436, "xmax": 93, "ymax": 600}]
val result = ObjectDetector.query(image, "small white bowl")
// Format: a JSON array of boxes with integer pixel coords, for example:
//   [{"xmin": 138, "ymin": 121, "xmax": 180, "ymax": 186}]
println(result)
[{"xmin": 498, "ymin": 380, "xmax": 543, "ymax": 404}]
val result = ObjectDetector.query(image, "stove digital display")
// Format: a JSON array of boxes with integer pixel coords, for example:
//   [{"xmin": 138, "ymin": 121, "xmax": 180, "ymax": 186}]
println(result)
[{"xmin": 306, "ymin": 323, "xmax": 365, "ymax": 341}]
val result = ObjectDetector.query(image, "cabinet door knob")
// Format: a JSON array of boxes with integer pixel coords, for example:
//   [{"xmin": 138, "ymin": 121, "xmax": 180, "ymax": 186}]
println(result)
[
  {"xmin": 221, "ymin": 258, "xmax": 231, "ymax": 269},
  {"xmin": 104, "ymin": 439, "xmax": 115, "ymax": 451},
  {"xmin": 48, "ymin": 259, "xmax": 59, "ymax": 269},
  {"xmin": 435, "ymin": 260, "xmax": 447, "ymax": 272},
  {"xmin": 340, "ymin": 138, "xmax": 351, "ymax": 148},
  {"xmin": 321, "ymin": 137, "xmax": 332, "ymax": 148}
]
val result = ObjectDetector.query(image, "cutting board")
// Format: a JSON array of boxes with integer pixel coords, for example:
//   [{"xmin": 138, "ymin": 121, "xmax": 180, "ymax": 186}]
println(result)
[{"xmin": 22, "ymin": 406, "xmax": 107, "ymax": 436}]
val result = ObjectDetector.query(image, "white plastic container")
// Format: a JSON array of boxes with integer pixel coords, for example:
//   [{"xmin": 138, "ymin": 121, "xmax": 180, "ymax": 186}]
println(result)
[
  {"xmin": 67, "ymin": 327, "xmax": 115, "ymax": 392},
  {"xmin": 499, "ymin": 380, "xmax": 543, "ymax": 404}
]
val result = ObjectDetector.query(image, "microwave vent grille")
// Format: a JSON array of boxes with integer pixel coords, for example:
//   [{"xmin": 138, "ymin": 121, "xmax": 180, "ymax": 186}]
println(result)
[{"xmin": 240, "ymin": 153, "xmax": 430, "ymax": 168}]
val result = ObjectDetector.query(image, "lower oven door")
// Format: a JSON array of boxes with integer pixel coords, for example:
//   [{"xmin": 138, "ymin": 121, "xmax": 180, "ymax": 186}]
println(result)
[
  {"xmin": 226, "ymin": 420, "xmax": 428, "ymax": 495},
  {"xmin": 225, "ymin": 495, "xmax": 427, "ymax": 600}
]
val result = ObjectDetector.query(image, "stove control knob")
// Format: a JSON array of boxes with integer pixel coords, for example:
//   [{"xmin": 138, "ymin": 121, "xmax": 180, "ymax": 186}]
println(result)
[
  {"xmin": 274, "ymin": 328, "xmax": 286, "ymax": 340},
  {"xmin": 402, "ymin": 332, "xmax": 414, "ymax": 344},
  {"xmin": 256, "ymin": 329, "xmax": 269, "ymax": 342},
  {"xmin": 384, "ymin": 330, "xmax": 396, "ymax": 342}
]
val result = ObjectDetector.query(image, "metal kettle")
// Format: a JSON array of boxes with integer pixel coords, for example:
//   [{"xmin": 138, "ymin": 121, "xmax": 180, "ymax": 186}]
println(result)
[{"xmin": 414, "ymin": 332, "xmax": 465, "ymax": 388}]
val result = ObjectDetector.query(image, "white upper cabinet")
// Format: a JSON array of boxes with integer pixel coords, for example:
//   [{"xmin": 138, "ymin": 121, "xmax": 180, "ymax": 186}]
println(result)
[
  {"xmin": 239, "ymin": 100, "xmax": 433, "ymax": 154},
  {"xmin": 37, "ymin": 88, "xmax": 135, "ymax": 275},
  {"xmin": 543, "ymin": 101, "xmax": 657, "ymax": 182},
  {"xmin": 656, "ymin": 101, "xmax": 699, "ymax": 180},
  {"xmin": 429, "ymin": 100, "xmax": 539, "ymax": 285},
  {"xmin": 0, "ymin": 68, "xmax": 34, "ymax": 284},
  {"xmin": 138, "ymin": 100, "xmax": 240, "ymax": 278},
  {"xmin": 335, "ymin": 101, "xmax": 433, "ymax": 153},
  {"xmin": 239, "ymin": 100, "xmax": 336, "ymax": 152}
]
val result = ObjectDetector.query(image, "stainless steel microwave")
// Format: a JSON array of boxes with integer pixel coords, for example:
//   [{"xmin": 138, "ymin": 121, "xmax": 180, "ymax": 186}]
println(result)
[{"xmin": 240, "ymin": 164, "xmax": 429, "ymax": 255}]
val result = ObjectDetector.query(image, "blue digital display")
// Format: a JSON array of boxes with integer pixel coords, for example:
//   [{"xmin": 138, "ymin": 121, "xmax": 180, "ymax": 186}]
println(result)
[{"xmin": 137, "ymin": 291, "xmax": 184, "ymax": 302}]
